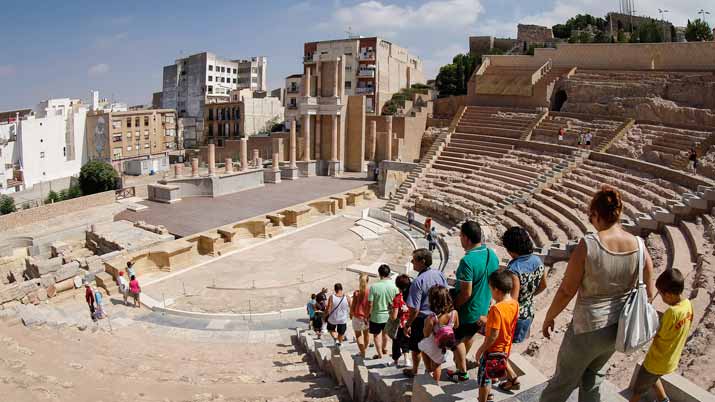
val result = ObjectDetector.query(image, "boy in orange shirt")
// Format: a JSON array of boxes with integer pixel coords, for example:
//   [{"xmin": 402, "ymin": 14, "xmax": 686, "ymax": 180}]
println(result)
[{"xmin": 474, "ymin": 270, "xmax": 519, "ymax": 402}]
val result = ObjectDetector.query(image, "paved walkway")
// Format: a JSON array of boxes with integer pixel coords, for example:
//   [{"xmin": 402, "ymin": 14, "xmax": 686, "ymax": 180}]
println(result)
[{"xmin": 115, "ymin": 175, "xmax": 373, "ymax": 236}]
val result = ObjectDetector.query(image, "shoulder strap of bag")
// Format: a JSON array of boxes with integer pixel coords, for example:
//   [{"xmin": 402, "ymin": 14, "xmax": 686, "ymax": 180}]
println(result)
[
  {"xmin": 636, "ymin": 236, "xmax": 645, "ymax": 286},
  {"xmin": 328, "ymin": 295, "xmax": 346, "ymax": 318}
]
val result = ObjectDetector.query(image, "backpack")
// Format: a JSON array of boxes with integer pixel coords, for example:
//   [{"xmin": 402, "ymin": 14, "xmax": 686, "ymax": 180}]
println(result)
[{"xmin": 433, "ymin": 312, "xmax": 456, "ymax": 352}]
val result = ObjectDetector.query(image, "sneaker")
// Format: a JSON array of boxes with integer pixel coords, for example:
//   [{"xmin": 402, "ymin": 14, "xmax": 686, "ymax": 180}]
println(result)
[{"xmin": 446, "ymin": 369, "xmax": 469, "ymax": 382}]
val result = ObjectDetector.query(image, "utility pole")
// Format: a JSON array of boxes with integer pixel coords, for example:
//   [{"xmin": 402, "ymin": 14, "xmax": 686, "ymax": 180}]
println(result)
[{"xmin": 658, "ymin": 9, "xmax": 669, "ymax": 40}]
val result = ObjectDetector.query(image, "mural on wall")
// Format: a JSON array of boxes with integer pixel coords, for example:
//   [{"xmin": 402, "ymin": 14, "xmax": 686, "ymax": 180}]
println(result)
[{"xmin": 93, "ymin": 116, "xmax": 108, "ymax": 161}]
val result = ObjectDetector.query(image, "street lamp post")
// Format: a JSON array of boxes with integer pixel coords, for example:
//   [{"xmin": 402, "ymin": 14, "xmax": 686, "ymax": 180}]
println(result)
[{"xmin": 658, "ymin": 9, "xmax": 670, "ymax": 40}]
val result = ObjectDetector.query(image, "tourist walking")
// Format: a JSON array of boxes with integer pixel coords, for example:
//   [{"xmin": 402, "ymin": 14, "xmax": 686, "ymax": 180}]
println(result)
[
  {"xmin": 128, "ymin": 275, "xmax": 141, "ymax": 308},
  {"xmin": 499, "ymin": 226, "xmax": 547, "ymax": 391},
  {"xmin": 448, "ymin": 220, "xmax": 499, "ymax": 382},
  {"xmin": 688, "ymin": 147, "xmax": 698, "ymax": 173},
  {"xmin": 325, "ymin": 283, "xmax": 350, "ymax": 346},
  {"xmin": 424, "ymin": 217, "xmax": 432, "ymax": 234},
  {"xmin": 558, "ymin": 127, "xmax": 565, "ymax": 143},
  {"xmin": 539, "ymin": 186, "xmax": 655, "ymax": 402},
  {"xmin": 126, "ymin": 261, "xmax": 136, "ymax": 279},
  {"xmin": 427, "ymin": 226, "xmax": 438, "ymax": 253},
  {"xmin": 403, "ymin": 248, "xmax": 448, "ymax": 378},
  {"xmin": 418, "ymin": 286, "xmax": 458, "ymax": 383},
  {"xmin": 629, "ymin": 269, "xmax": 693, "ymax": 402},
  {"xmin": 84, "ymin": 281, "xmax": 96, "ymax": 321},
  {"xmin": 406, "ymin": 208, "xmax": 415, "ymax": 231},
  {"xmin": 306, "ymin": 294, "xmax": 316, "ymax": 330},
  {"xmin": 117, "ymin": 271, "xmax": 129, "ymax": 306},
  {"xmin": 389, "ymin": 274, "xmax": 412, "ymax": 366},
  {"xmin": 474, "ymin": 270, "xmax": 519, "ymax": 402},
  {"xmin": 94, "ymin": 287, "xmax": 105, "ymax": 319},
  {"xmin": 367, "ymin": 264, "xmax": 399, "ymax": 359},
  {"xmin": 313, "ymin": 290, "xmax": 327, "ymax": 339},
  {"xmin": 350, "ymin": 273, "xmax": 371, "ymax": 357},
  {"xmin": 577, "ymin": 132, "xmax": 584, "ymax": 147},
  {"xmin": 585, "ymin": 131, "xmax": 592, "ymax": 149}
]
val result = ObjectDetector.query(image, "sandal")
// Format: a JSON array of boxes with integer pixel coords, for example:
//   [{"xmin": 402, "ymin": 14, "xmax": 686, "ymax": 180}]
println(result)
[
  {"xmin": 487, "ymin": 393, "xmax": 494, "ymax": 401},
  {"xmin": 445, "ymin": 369, "xmax": 470, "ymax": 382},
  {"xmin": 499, "ymin": 377, "xmax": 521, "ymax": 391}
]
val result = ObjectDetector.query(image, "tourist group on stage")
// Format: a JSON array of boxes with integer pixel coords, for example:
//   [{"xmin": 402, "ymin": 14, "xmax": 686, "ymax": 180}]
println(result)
[{"xmin": 307, "ymin": 186, "xmax": 692, "ymax": 402}]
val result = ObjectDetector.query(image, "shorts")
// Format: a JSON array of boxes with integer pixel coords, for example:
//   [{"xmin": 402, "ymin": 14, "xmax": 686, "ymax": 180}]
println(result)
[
  {"xmin": 586, "ymin": 140, "xmax": 591, "ymax": 145},
  {"xmin": 312, "ymin": 315, "xmax": 323, "ymax": 331},
  {"xmin": 408, "ymin": 315, "xmax": 427, "ymax": 352},
  {"xmin": 327, "ymin": 322, "xmax": 347, "ymax": 335},
  {"xmin": 369, "ymin": 320, "xmax": 386, "ymax": 335},
  {"xmin": 352, "ymin": 317, "xmax": 368, "ymax": 332},
  {"xmin": 632, "ymin": 365, "xmax": 662, "ymax": 395},
  {"xmin": 454, "ymin": 320, "xmax": 483, "ymax": 342},
  {"xmin": 513, "ymin": 318, "xmax": 533, "ymax": 344},
  {"xmin": 130, "ymin": 291, "xmax": 140, "ymax": 302},
  {"xmin": 476, "ymin": 356, "xmax": 492, "ymax": 387}
]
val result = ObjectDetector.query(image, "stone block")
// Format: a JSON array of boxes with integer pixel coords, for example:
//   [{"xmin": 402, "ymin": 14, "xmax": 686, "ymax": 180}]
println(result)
[
  {"xmin": 280, "ymin": 166, "xmax": 299, "ymax": 180},
  {"xmin": 0, "ymin": 284, "xmax": 23, "ymax": 304},
  {"xmin": 263, "ymin": 168, "xmax": 282, "ymax": 184},
  {"xmin": 282, "ymin": 206, "xmax": 313, "ymax": 227},
  {"xmin": 53, "ymin": 262, "xmax": 81, "ymax": 283},
  {"xmin": 39, "ymin": 275, "xmax": 56, "ymax": 289},
  {"xmin": 353, "ymin": 359, "xmax": 369, "ymax": 402},
  {"xmin": 296, "ymin": 160, "xmax": 316, "ymax": 177},
  {"xmin": 94, "ymin": 272, "xmax": 115, "ymax": 294},
  {"xmin": 198, "ymin": 233, "xmax": 222, "ymax": 256}
]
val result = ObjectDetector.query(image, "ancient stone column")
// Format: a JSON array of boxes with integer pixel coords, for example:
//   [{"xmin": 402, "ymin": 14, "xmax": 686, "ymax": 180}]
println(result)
[
  {"xmin": 174, "ymin": 164, "xmax": 182, "ymax": 178},
  {"xmin": 208, "ymin": 143, "xmax": 216, "ymax": 176},
  {"xmin": 331, "ymin": 115, "xmax": 339, "ymax": 161},
  {"xmin": 272, "ymin": 138, "xmax": 282, "ymax": 172},
  {"xmin": 385, "ymin": 116, "xmax": 393, "ymax": 161},
  {"xmin": 289, "ymin": 119, "xmax": 297, "ymax": 169},
  {"xmin": 304, "ymin": 67, "xmax": 312, "ymax": 97},
  {"xmin": 252, "ymin": 149, "xmax": 260, "ymax": 167},
  {"xmin": 333, "ymin": 58, "xmax": 340, "ymax": 98},
  {"xmin": 368, "ymin": 120, "xmax": 377, "ymax": 161},
  {"xmin": 315, "ymin": 115, "xmax": 322, "ymax": 160},
  {"xmin": 302, "ymin": 115, "xmax": 311, "ymax": 161},
  {"xmin": 225, "ymin": 158, "xmax": 233, "ymax": 173},
  {"xmin": 191, "ymin": 158, "xmax": 199, "ymax": 177},
  {"xmin": 240, "ymin": 137, "xmax": 248, "ymax": 171}
]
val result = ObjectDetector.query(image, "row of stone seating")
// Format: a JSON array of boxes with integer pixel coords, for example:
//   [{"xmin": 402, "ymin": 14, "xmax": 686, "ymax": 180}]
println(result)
[
  {"xmin": 532, "ymin": 113, "xmax": 622, "ymax": 149},
  {"xmin": 568, "ymin": 69, "xmax": 714, "ymax": 84}
]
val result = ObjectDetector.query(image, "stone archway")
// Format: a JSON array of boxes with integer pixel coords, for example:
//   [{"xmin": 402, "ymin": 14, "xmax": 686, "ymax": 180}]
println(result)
[{"xmin": 552, "ymin": 90, "xmax": 568, "ymax": 111}]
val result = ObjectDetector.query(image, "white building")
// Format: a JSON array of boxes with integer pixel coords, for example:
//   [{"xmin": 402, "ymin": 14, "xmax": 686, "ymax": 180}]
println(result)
[
  {"xmin": 283, "ymin": 74, "xmax": 302, "ymax": 127},
  {"xmin": 16, "ymin": 98, "xmax": 88, "ymax": 190},
  {"xmin": 236, "ymin": 57, "xmax": 268, "ymax": 92}
]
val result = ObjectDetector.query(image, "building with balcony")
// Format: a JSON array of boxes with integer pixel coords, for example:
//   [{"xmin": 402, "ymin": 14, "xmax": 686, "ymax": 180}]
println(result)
[
  {"xmin": 0, "ymin": 121, "xmax": 20, "ymax": 194},
  {"xmin": 284, "ymin": 74, "xmax": 303, "ymax": 126},
  {"xmin": 86, "ymin": 108, "xmax": 176, "ymax": 175},
  {"xmin": 236, "ymin": 56, "xmax": 268, "ymax": 92},
  {"xmin": 303, "ymin": 37, "xmax": 424, "ymax": 115},
  {"xmin": 202, "ymin": 89, "xmax": 284, "ymax": 146}
]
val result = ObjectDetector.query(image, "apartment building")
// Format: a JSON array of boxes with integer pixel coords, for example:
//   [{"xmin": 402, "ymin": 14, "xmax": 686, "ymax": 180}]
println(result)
[
  {"xmin": 202, "ymin": 89, "xmax": 284, "ymax": 146},
  {"xmin": 236, "ymin": 57, "xmax": 267, "ymax": 92},
  {"xmin": 284, "ymin": 74, "xmax": 303, "ymax": 126},
  {"xmin": 14, "ymin": 98, "xmax": 88, "ymax": 190},
  {"xmin": 303, "ymin": 37, "xmax": 424, "ymax": 114},
  {"xmin": 0, "ymin": 121, "xmax": 20, "ymax": 194},
  {"xmin": 86, "ymin": 109, "xmax": 176, "ymax": 175}
]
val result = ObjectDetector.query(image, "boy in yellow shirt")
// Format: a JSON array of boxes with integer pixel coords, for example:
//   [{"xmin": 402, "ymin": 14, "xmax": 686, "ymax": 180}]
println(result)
[{"xmin": 630, "ymin": 269, "xmax": 693, "ymax": 402}]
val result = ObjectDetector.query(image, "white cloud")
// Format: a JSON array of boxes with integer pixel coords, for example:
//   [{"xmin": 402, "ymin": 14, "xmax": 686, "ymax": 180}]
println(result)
[
  {"xmin": 88, "ymin": 63, "xmax": 110, "ymax": 76},
  {"xmin": 329, "ymin": 0, "xmax": 483, "ymax": 32},
  {"xmin": 0, "ymin": 65, "xmax": 16, "ymax": 78}
]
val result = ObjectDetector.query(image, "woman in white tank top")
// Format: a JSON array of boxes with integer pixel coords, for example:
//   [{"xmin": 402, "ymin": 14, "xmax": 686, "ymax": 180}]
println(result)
[
  {"xmin": 539, "ymin": 186, "xmax": 656, "ymax": 402},
  {"xmin": 326, "ymin": 283, "xmax": 350, "ymax": 346}
]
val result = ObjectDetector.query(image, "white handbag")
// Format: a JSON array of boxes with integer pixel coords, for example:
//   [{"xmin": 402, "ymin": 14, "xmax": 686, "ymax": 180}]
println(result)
[{"xmin": 615, "ymin": 236, "xmax": 660, "ymax": 354}]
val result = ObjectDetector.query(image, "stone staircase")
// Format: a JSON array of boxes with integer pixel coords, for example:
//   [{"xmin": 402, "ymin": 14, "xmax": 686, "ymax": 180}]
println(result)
[
  {"xmin": 671, "ymin": 129, "xmax": 715, "ymax": 171},
  {"xmin": 596, "ymin": 119, "xmax": 635, "ymax": 153},
  {"xmin": 383, "ymin": 108, "xmax": 465, "ymax": 213}
]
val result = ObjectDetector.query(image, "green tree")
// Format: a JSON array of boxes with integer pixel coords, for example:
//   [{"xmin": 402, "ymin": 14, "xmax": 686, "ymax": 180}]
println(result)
[
  {"xmin": 636, "ymin": 20, "xmax": 664, "ymax": 43},
  {"xmin": 67, "ymin": 185, "xmax": 82, "ymax": 199},
  {"xmin": 79, "ymin": 160, "xmax": 119, "ymax": 195},
  {"xmin": 45, "ymin": 190, "xmax": 60, "ymax": 204},
  {"xmin": 0, "ymin": 195, "xmax": 16, "ymax": 215},
  {"xmin": 552, "ymin": 24, "xmax": 570, "ymax": 39},
  {"xmin": 685, "ymin": 19, "xmax": 714, "ymax": 42},
  {"xmin": 435, "ymin": 53, "xmax": 478, "ymax": 97}
]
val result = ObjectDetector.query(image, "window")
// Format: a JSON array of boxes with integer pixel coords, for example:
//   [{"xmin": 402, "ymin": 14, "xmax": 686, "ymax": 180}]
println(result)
[
  {"xmin": 208, "ymin": 65, "xmax": 213, "ymax": 71},
  {"xmin": 232, "ymin": 68, "xmax": 237, "ymax": 74},
  {"xmin": 126, "ymin": 133, "xmax": 131, "ymax": 140},
  {"xmin": 113, "ymin": 135, "xmax": 122, "ymax": 143},
  {"xmin": 126, "ymin": 118, "xmax": 132, "ymax": 128},
  {"xmin": 144, "ymin": 130, "xmax": 150, "ymax": 139},
  {"xmin": 221, "ymin": 77, "xmax": 225, "ymax": 83},
  {"xmin": 135, "ymin": 117, "xmax": 140, "ymax": 127},
  {"xmin": 113, "ymin": 148, "xmax": 122, "ymax": 159},
  {"xmin": 208, "ymin": 109, "xmax": 214, "ymax": 120},
  {"xmin": 233, "ymin": 78, "xmax": 236, "ymax": 84},
  {"xmin": 40, "ymin": 152, "xmax": 45, "ymax": 159},
  {"xmin": 63, "ymin": 147, "xmax": 66, "ymax": 156},
  {"xmin": 208, "ymin": 76, "xmax": 213, "ymax": 81},
  {"xmin": 220, "ymin": 66, "xmax": 225, "ymax": 72},
  {"xmin": 208, "ymin": 125, "xmax": 213, "ymax": 137},
  {"xmin": 208, "ymin": 85, "xmax": 213, "ymax": 93},
  {"xmin": 251, "ymin": 67, "xmax": 257, "ymax": 73},
  {"xmin": 135, "ymin": 131, "xmax": 140, "ymax": 139},
  {"xmin": 144, "ymin": 116, "xmax": 149, "ymax": 126},
  {"xmin": 127, "ymin": 146, "xmax": 132, "ymax": 151},
  {"xmin": 112, "ymin": 120, "xmax": 121, "ymax": 130},
  {"xmin": 345, "ymin": 81, "xmax": 352, "ymax": 89},
  {"xmin": 144, "ymin": 143, "xmax": 150, "ymax": 149},
  {"xmin": 251, "ymin": 77, "xmax": 257, "ymax": 83},
  {"xmin": 135, "ymin": 144, "xmax": 140, "ymax": 150}
]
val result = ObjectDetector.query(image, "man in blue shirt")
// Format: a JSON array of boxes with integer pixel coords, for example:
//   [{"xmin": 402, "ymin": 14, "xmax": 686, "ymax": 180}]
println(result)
[{"xmin": 402, "ymin": 248, "xmax": 447, "ymax": 377}]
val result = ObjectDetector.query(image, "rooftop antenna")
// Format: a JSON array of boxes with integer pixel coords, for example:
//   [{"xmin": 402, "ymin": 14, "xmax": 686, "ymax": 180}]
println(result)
[{"xmin": 345, "ymin": 26, "xmax": 355, "ymax": 39}]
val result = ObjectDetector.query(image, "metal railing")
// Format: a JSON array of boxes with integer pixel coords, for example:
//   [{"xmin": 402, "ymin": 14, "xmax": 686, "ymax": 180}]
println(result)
[{"xmin": 115, "ymin": 186, "xmax": 136, "ymax": 200}]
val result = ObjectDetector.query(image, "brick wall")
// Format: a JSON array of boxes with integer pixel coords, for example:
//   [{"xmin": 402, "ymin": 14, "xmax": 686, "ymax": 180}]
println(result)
[{"xmin": 0, "ymin": 191, "xmax": 116, "ymax": 232}]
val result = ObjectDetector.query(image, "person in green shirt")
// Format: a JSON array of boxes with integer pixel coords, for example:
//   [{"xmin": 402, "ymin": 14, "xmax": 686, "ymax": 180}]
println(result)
[
  {"xmin": 448, "ymin": 220, "xmax": 499, "ymax": 382},
  {"xmin": 367, "ymin": 264, "xmax": 398, "ymax": 359}
]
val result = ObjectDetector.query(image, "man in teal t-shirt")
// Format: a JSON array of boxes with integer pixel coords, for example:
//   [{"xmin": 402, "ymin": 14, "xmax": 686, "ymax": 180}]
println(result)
[
  {"xmin": 367, "ymin": 264, "xmax": 398, "ymax": 359},
  {"xmin": 449, "ymin": 220, "xmax": 499, "ymax": 382}
]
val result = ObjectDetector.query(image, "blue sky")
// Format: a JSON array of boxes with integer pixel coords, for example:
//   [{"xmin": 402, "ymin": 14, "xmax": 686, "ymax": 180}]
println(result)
[{"xmin": 0, "ymin": 0, "xmax": 707, "ymax": 110}]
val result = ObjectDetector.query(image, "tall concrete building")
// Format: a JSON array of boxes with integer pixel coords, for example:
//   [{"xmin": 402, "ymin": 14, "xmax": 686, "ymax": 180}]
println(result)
[
  {"xmin": 236, "ymin": 57, "xmax": 267, "ymax": 92},
  {"xmin": 160, "ymin": 52, "xmax": 268, "ymax": 148},
  {"xmin": 283, "ymin": 74, "xmax": 303, "ymax": 126},
  {"xmin": 303, "ymin": 37, "xmax": 424, "ymax": 114}
]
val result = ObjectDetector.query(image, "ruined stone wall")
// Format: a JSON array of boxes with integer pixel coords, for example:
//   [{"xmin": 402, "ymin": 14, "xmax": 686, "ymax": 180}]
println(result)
[
  {"xmin": 0, "ymin": 191, "xmax": 116, "ymax": 232},
  {"xmin": 517, "ymin": 24, "xmax": 554, "ymax": 43}
]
